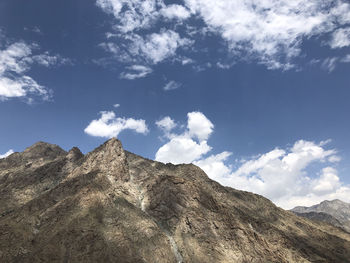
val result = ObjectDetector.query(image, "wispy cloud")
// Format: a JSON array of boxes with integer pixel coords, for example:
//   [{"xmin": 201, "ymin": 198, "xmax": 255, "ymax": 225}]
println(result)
[
  {"xmin": 24, "ymin": 26, "xmax": 42, "ymax": 35},
  {"xmin": 96, "ymin": 0, "xmax": 350, "ymax": 71},
  {"xmin": 120, "ymin": 65, "xmax": 153, "ymax": 80},
  {"xmin": 0, "ymin": 35, "xmax": 70, "ymax": 103},
  {"xmin": 321, "ymin": 57, "xmax": 338, "ymax": 72},
  {"xmin": 163, "ymin": 80, "xmax": 181, "ymax": 91}
]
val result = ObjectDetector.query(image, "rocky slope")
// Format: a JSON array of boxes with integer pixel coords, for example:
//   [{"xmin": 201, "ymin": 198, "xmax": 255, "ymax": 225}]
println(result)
[
  {"xmin": 291, "ymin": 199, "xmax": 350, "ymax": 233},
  {"xmin": 1, "ymin": 139, "xmax": 350, "ymax": 262}
]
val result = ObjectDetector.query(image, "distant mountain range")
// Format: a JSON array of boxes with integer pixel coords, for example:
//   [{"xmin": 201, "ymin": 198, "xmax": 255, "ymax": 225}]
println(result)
[
  {"xmin": 291, "ymin": 199, "xmax": 350, "ymax": 233},
  {"xmin": 1, "ymin": 139, "xmax": 350, "ymax": 262}
]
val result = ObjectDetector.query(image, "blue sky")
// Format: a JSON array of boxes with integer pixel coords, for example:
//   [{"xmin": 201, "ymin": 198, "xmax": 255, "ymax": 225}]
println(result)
[{"xmin": 1, "ymin": 0, "xmax": 350, "ymax": 208}]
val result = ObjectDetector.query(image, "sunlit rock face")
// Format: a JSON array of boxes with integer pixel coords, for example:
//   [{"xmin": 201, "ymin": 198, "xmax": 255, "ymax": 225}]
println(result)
[
  {"xmin": 291, "ymin": 199, "xmax": 350, "ymax": 233},
  {"xmin": 1, "ymin": 139, "xmax": 350, "ymax": 262}
]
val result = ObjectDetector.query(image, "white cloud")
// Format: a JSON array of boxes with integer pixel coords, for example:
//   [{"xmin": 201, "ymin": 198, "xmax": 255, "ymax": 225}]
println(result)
[
  {"xmin": 24, "ymin": 26, "xmax": 42, "ymax": 34},
  {"xmin": 113, "ymin": 103, "xmax": 120, "ymax": 108},
  {"xmin": 120, "ymin": 65, "xmax": 153, "ymax": 79},
  {"xmin": 160, "ymin": 4, "xmax": 191, "ymax": 21},
  {"xmin": 156, "ymin": 136, "xmax": 211, "ymax": 164},
  {"xmin": 181, "ymin": 57, "xmax": 194, "ymax": 65},
  {"xmin": 0, "ymin": 149, "xmax": 14, "ymax": 159},
  {"xmin": 187, "ymin": 111, "xmax": 213, "ymax": 141},
  {"xmin": 155, "ymin": 116, "xmax": 176, "ymax": 133},
  {"xmin": 184, "ymin": 0, "xmax": 349, "ymax": 69},
  {"xmin": 0, "ymin": 42, "xmax": 32, "ymax": 74},
  {"xmin": 129, "ymin": 30, "xmax": 193, "ymax": 64},
  {"xmin": 329, "ymin": 155, "xmax": 341, "ymax": 163},
  {"xmin": 0, "ymin": 76, "xmax": 49, "ymax": 101},
  {"xmin": 84, "ymin": 111, "xmax": 149, "ymax": 138},
  {"xmin": 97, "ymin": 0, "xmax": 350, "ymax": 70},
  {"xmin": 29, "ymin": 52, "xmax": 71, "ymax": 67},
  {"xmin": 155, "ymin": 112, "xmax": 350, "ymax": 209},
  {"xmin": 341, "ymin": 54, "xmax": 350, "ymax": 63},
  {"xmin": 163, "ymin": 80, "xmax": 181, "ymax": 91},
  {"xmin": 96, "ymin": 0, "xmax": 161, "ymax": 33},
  {"xmin": 95, "ymin": 1, "xmax": 193, "ymax": 67},
  {"xmin": 155, "ymin": 111, "xmax": 213, "ymax": 164},
  {"xmin": 216, "ymin": 62, "xmax": 233, "ymax": 69},
  {"xmin": 200, "ymin": 139, "xmax": 350, "ymax": 209},
  {"xmin": 321, "ymin": 57, "xmax": 338, "ymax": 72},
  {"xmin": 312, "ymin": 167, "xmax": 340, "ymax": 195},
  {"xmin": 194, "ymin": 151, "xmax": 232, "ymax": 181},
  {"xmin": 0, "ymin": 37, "xmax": 69, "ymax": 102},
  {"xmin": 329, "ymin": 28, "xmax": 350, "ymax": 48}
]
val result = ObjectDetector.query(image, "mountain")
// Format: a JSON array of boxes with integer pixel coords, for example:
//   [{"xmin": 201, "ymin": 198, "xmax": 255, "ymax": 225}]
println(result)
[
  {"xmin": 1, "ymin": 139, "xmax": 350, "ymax": 262},
  {"xmin": 291, "ymin": 199, "xmax": 350, "ymax": 233}
]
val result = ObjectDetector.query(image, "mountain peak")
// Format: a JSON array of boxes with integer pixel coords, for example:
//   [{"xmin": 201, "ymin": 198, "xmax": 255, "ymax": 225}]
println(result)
[
  {"xmin": 20, "ymin": 141, "xmax": 66, "ymax": 161},
  {"xmin": 1, "ymin": 139, "xmax": 350, "ymax": 262},
  {"xmin": 82, "ymin": 138, "xmax": 129, "ymax": 181},
  {"xmin": 66, "ymin": 147, "xmax": 84, "ymax": 162},
  {"xmin": 291, "ymin": 199, "xmax": 350, "ymax": 232}
]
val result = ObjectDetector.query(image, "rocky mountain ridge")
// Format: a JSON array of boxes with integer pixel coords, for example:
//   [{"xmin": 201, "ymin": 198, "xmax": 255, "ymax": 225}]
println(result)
[
  {"xmin": 291, "ymin": 199, "xmax": 350, "ymax": 233},
  {"xmin": 1, "ymin": 139, "xmax": 350, "ymax": 262}
]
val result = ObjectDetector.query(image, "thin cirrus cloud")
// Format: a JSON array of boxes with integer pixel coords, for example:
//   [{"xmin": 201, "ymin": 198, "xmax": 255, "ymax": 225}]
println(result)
[
  {"xmin": 84, "ymin": 111, "xmax": 149, "ymax": 138},
  {"xmin": 163, "ymin": 80, "xmax": 181, "ymax": 91},
  {"xmin": 119, "ymin": 65, "xmax": 153, "ymax": 80},
  {"xmin": 0, "ymin": 35, "xmax": 70, "ymax": 103},
  {"xmin": 155, "ymin": 111, "xmax": 350, "ymax": 209},
  {"xmin": 96, "ymin": 0, "xmax": 350, "ymax": 72}
]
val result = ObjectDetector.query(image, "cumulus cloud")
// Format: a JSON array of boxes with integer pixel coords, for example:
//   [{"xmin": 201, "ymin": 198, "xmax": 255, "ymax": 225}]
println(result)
[
  {"xmin": 329, "ymin": 28, "xmax": 350, "ymax": 49},
  {"xmin": 97, "ymin": 0, "xmax": 350, "ymax": 71},
  {"xmin": 0, "ymin": 149, "xmax": 14, "ymax": 159},
  {"xmin": 156, "ymin": 136, "xmax": 212, "ymax": 164},
  {"xmin": 84, "ymin": 111, "xmax": 149, "ymax": 138},
  {"xmin": 0, "ymin": 37, "xmax": 69, "ymax": 102},
  {"xmin": 155, "ymin": 112, "xmax": 213, "ymax": 164},
  {"xmin": 163, "ymin": 80, "xmax": 181, "ymax": 91},
  {"xmin": 205, "ymin": 140, "xmax": 349, "ymax": 209},
  {"xmin": 120, "ymin": 65, "xmax": 153, "ymax": 79},
  {"xmin": 187, "ymin": 111, "xmax": 214, "ymax": 141},
  {"xmin": 155, "ymin": 112, "xmax": 350, "ymax": 209},
  {"xmin": 197, "ymin": 138, "xmax": 350, "ymax": 209}
]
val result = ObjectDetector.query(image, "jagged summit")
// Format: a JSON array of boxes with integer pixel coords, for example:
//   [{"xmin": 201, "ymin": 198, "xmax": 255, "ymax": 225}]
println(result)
[{"xmin": 1, "ymin": 140, "xmax": 350, "ymax": 262}]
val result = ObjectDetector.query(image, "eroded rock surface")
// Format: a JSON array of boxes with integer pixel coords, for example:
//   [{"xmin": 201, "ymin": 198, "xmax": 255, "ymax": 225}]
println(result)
[{"xmin": 1, "ymin": 139, "xmax": 350, "ymax": 262}]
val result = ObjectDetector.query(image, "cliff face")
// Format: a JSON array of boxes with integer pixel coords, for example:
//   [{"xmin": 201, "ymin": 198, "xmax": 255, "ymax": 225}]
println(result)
[{"xmin": 1, "ymin": 139, "xmax": 350, "ymax": 263}]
